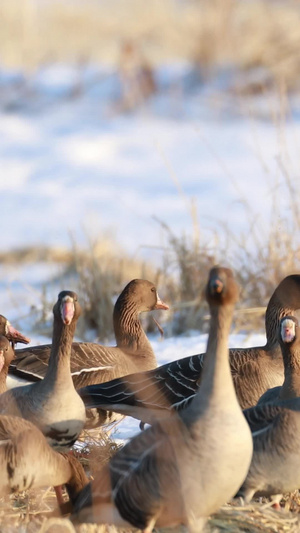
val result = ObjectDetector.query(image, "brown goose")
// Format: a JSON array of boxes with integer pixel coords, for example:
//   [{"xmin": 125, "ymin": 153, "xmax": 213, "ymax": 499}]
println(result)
[
  {"xmin": 78, "ymin": 274, "xmax": 300, "ymax": 425},
  {"xmin": 238, "ymin": 403, "xmax": 300, "ymax": 504},
  {"xmin": 0, "ymin": 291, "xmax": 86, "ymax": 451},
  {"xmin": 238, "ymin": 319, "xmax": 300, "ymax": 505},
  {"xmin": 0, "ymin": 414, "xmax": 88, "ymax": 503},
  {"xmin": 71, "ymin": 267, "xmax": 253, "ymax": 532},
  {"xmin": 9, "ymin": 279, "xmax": 168, "ymax": 390},
  {"xmin": 0, "ymin": 336, "xmax": 15, "ymax": 394}
]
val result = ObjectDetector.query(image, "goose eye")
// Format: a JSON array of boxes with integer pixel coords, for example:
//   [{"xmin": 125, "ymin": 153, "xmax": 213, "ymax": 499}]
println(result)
[{"xmin": 151, "ymin": 287, "xmax": 155, "ymax": 293}]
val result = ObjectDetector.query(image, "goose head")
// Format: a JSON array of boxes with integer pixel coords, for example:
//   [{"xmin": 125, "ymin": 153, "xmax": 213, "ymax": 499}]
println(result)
[
  {"xmin": 279, "ymin": 316, "xmax": 298, "ymax": 345},
  {"xmin": 0, "ymin": 315, "xmax": 30, "ymax": 345},
  {"xmin": 116, "ymin": 279, "xmax": 169, "ymax": 314},
  {"xmin": 54, "ymin": 291, "xmax": 81, "ymax": 326},
  {"xmin": 205, "ymin": 266, "xmax": 239, "ymax": 307}
]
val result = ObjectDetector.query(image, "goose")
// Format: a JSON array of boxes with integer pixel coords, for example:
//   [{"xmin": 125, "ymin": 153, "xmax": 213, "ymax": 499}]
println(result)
[
  {"xmin": 0, "ymin": 336, "xmax": 15, "ymax": 394},
  {"xmin": 238, "ymin": 402, "xmax": 300, "ymax": 505},
  {"xmin": 0, "ymin": 291, "xmax": 86, "ymax": 451},
  {"xmin": 8, "ymin": 279, "xmax": 168, "ymax": 391},
  {"xmin": 0, "ymin": 414, "xmax": 88, "ymax": 504},
  {"xmin": 71, "ymin": 267, "xmax": 253, "ymax": 533},
  {"xmin": 78, "ymin": 274, "xmax": 300, "ymax": 425},
  {"xmin": 237, "ymin": 318, "xmax": 300, "ymax": 506}
]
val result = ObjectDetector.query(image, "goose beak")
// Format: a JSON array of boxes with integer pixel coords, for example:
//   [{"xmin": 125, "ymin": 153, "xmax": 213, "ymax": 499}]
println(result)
[
  {"xmin": 210, "ymin": 278, "xmax": 224, "ymax": 294},
  {"xmin": 0, "ymin": 353, "xmax": 4, "ymax": 372},
  {"xmin": 155, "ymin": 293, "xmax": 169, "ymax": 311},
  {"xmin": 61, "ymin": 299, "xmax": 75, "ymax": 325},
  {"xmin": 6, "ymin": 323, "xmax": 31, "ymax": 345},
  {"xmin": 281, "ymin": 320, "xmax": 296, "ymax": 343}
]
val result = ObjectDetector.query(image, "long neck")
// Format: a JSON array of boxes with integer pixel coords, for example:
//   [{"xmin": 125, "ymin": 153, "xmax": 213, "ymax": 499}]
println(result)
[
  {"xmin": 0, "ymin": 365, "xmax": 8, "ymax": 394},
  {"xmin": 279, "ymin": 342, "xmax": 300, "ymax": 399},
  {"xmin": 44, "ymin": 316, "xmax": 76, "ymax": 387},
  {"xmin": 114, "ymin": 300, "xmax": 152, "ymax": 353},
  {"xmin": 265, "ymin": 296, "xmax": 296, "ymax": 348},
  {"xmin": 189, "ymin": 303, "xmax": 237, "ymax": 415}
]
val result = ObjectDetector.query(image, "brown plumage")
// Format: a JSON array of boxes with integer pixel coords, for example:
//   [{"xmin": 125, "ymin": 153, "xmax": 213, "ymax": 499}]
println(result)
[
  {"xmin": 239, "ymin": 403, "xmax": 300, "ymax": 504},
  {"xmin": 0, "ymin": 414, "xmax": 88, "ymax": 503},
  {"xmin": 78, "ymin": 274, "xmax": 300, "ymax": 426},
  {"xmin": 71, "ymin": 267, "xmax": 253, "ymax": 533},
  {"xmin": 9, "ymin": 279, "xmax": 168, "ymax": 389},
  {"xmin": 238, "ymin": 317, "xmax": 300, "ymax": 505}
]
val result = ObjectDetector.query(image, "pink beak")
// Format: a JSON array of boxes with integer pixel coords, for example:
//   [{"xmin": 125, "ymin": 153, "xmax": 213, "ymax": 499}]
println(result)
[
  {"xmin": 61, "ymin": 301, "xmax": 75, "ymax": 325},
  {"xmin": 155, "ymin": 293, "xmax": 169, "ymax": 311},
  {"xmin": 7, "ymin": 324, "xmax": 30, "ymax": 345},
  {"xmin": 283, "ymin": 327, "xmax": 294, "ymax": 343}
]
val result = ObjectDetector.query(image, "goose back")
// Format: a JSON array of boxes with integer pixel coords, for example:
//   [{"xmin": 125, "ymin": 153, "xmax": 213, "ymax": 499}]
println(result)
[
  {"xmin": 239, "ymin": 403, "xmax": 300, "ymax": 503},
  {"xmin": 0, "ymin": 414, "xmax": 88, "ymax": 498},
  {"xmin": 78, "ymin": 275, "xmax": 300, "ymax": 422}
]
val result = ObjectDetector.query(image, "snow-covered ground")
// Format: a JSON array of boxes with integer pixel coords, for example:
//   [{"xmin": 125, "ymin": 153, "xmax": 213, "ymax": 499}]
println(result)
[
  {"xmin": 0, "ymin": 62, "xmax": 294, "ymax": 441},
  {"xmin": 1, "ymin": 62, "xmax": 299, "ymax": 260}
]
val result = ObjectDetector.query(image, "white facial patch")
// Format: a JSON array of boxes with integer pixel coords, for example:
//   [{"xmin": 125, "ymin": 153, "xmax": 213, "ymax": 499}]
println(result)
[{"xmin": 281, "ymin": 318, "xmax": 296, "ymax": 343}]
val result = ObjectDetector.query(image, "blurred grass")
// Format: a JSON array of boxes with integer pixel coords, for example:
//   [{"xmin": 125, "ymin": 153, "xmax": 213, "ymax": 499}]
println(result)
[{"xmin": 1, "ymin": 0, "xmax": 300, "ymax": 92}]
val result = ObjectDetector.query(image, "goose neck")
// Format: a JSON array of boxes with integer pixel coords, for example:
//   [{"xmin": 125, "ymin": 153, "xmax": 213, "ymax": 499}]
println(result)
[
  {"xmin": 45, "ymin": 317, "xmax": 75, "ymax": 385},
  {"xmin": 192, "ymin": 303, "xmax": 237, "ymax": 410},
  {"xmin": 0, "ymin": 365, "xmax": 8, "ymax": 394},
  {"xmin": 280, "ymin": 344, "xmax": 300, "ymax": 398},
  {"xmin": 265, "ymin": 298, "xmax": 295, "ymax": 348},
  {"xmin": 114, "ymin": 300, "xmax": 150, "ymax": 352}
]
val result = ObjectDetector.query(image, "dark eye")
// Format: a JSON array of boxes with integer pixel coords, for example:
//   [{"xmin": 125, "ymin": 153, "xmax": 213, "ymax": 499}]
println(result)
[{"xmin": 151, "ymin": 287, "xmax": 155, "ymax": 293}]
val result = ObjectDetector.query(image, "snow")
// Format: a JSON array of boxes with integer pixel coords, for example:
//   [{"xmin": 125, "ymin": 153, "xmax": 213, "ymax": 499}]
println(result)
[
  {"xmin": 0, "ymin": 64, "xmax": 298, "ymax": 258},
  {"xmin": 0, "ymin": 61, "xmax": 293, "ymax": 441}
]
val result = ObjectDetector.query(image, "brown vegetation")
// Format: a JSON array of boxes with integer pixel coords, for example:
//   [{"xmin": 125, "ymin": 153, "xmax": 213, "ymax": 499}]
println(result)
[{"xmin": 0, "ymin": 0, "xmax": 300, "ymax": 92}]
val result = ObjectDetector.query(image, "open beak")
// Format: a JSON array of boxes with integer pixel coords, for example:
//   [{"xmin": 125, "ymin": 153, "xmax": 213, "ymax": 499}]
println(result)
[
  {"xmin": 6, "ymin": 323, "xmax": 31, "ymax": 345},
  {"xmin": 155, "ymin": 293, "xmax": 169, "ymax": 311}
]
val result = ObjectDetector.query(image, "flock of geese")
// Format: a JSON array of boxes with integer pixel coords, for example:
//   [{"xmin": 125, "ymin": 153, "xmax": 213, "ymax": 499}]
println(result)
[{"xmin": 1, "ymin": 271, "xmax": 300, "ymax": 531}]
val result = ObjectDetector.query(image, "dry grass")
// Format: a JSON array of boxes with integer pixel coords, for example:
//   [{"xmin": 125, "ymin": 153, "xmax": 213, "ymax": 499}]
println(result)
[
  {"xmin": 0, "ymin": 489, "xmax": 300, "ymax": 533},
  {"xmin": 1, "ymin": 429, "xmax": 300, "ymax": 533},
  {"xmin": 0, "ymin": 0, "xmax": 300, "ymax": 91}
]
